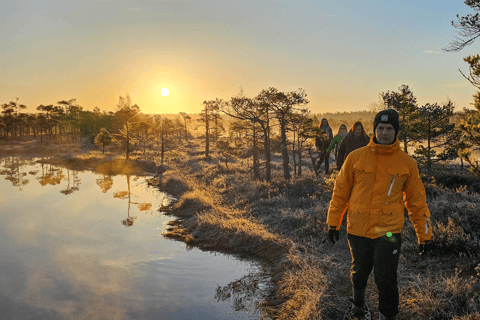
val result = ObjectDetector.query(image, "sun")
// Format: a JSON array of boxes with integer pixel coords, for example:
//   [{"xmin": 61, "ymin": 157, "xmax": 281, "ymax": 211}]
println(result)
[{"xmin": 161, "ymin": 88, "xmax": 170, "ymax": 97}]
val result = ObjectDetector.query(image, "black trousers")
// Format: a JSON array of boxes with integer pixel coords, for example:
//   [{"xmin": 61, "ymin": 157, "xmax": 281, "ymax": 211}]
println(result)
[
  {"xmin": 347, "ymin": 233, "xmax": 402, "ymax": 318},
  {"xmin": 323, "ymin": 149, "xmax": 329, "ymax": 173},
  {"xmin": 317, "ymin": 147, "xmax": 330, "ymax": 173}
]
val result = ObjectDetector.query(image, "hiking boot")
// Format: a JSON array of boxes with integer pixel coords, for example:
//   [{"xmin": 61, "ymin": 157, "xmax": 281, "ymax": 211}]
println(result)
[
  {"xmin": 379, "ymin": 312, "xmax": 396, "ymax": 320},
  {"xmin": 343, "ymin": 303, "xmax": 371, "ymax": 320}
]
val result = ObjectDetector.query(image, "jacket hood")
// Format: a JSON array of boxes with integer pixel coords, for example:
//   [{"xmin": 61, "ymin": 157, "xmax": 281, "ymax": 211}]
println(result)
[{"xmin": 367, "ymin": 135, "xmax": 400, "ymax": 155}]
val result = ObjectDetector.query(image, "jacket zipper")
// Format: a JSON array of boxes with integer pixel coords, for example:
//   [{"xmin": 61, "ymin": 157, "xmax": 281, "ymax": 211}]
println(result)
[{"xmin": 387, "ymin": 176, "xmax": 395, "ymax": 196}]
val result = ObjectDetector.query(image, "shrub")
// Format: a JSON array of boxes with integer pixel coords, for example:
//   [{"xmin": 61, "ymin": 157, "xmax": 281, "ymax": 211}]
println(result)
[{"xmin": 433, "ymin": 218, "xmax": 480, "ymax": 257}]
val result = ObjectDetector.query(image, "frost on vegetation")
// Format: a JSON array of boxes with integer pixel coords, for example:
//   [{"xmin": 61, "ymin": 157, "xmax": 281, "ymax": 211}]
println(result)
[
  {"xmin": 402, "ymin": 272, "xmax": 480, "ymax": 319},
  {"xmin": 274, "ymin": 253, "xmax": 335, "ymax": 320},
  {"xmin": 433, "ymin": 217, "xmax": 480, "ymax": 256},
  {"xmin": 212, "ymin": 175, "xmax": 233, "ymax": 191},
  {"xmin": 321, "ymin": 170, "xmax": 339, "ymax": 192},
  {"xmin": 277, "ymin": 208, "xmax": 307, "ymax": 229}
]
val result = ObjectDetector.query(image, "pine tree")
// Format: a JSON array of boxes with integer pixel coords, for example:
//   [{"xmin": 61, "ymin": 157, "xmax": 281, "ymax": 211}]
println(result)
[
  {"xmin": 257, "ymin": 87, "xmax": 309, "ymax": 180},
  {"xmin": 223, "ymin": 96, "xmax": 265, "ymax": 180},
  {"xmin": 94, "ymin": 128, "xmax": 112, "ymax": 154},
  {"xmin": 381, "ymin": 84, "xmax": 421, "ymax": 154},
  {"xmin": 444, "ymin": 2, "xmax": 480, "ymax": 176},
  {"xmin": 458, "ymin": 93, "xmax": 480, "ymax": 176},
  {"xmin": 115, "ymin": 95, "xmax": 140, "ymax": 160},
  {"xmin": 413, "ymin": 102, "xmax": 456, "ymax": 173},
  {"xmin": 200, "ymin": 99, "xmax": 225, "ymax": 158}
]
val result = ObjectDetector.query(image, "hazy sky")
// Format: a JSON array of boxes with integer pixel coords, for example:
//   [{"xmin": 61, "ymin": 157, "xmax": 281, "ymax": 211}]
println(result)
[{"xmin": 1, "ymin": 0, "xmax": 479, "ymax": 114}]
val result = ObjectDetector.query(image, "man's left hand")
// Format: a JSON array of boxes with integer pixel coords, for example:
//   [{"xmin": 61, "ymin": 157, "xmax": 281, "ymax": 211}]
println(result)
[{"xmin": 328, "ymin": 226, "xmax": 339, "ymax": 244}]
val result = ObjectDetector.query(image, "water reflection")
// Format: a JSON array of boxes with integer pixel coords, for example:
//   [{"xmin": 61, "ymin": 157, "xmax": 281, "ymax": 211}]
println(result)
[
  {"xmin": 0, "ymin": 158, "xmax": 85, "ymax": 194},
  {"xmin": 13, "ymin": 250, "xmax": 142, "ymax": 320},
  {"xmin": 0, "ymin": 157, "xmax": 261, "ymax": 319},
  {"xmin": 60, "ymin": 169, "xmax": 81, "ymax": 195},
  {"xmin": 96, "ymin": 174, "xmax": 114, "ymax": 193},
  {"xmin": 0, "ymin": 157, "xmax": 31, "ymax": 190},
  {"xmin": 215, "ymin": 272, "xmax": 265, "ymax": 313},
  {"xmin": 113, "ymin": 175, "xmax": 153, "ymax": 227},
  {"xmin": 37, "ymin": 163, "xmax": 65, "ymax": 186}
]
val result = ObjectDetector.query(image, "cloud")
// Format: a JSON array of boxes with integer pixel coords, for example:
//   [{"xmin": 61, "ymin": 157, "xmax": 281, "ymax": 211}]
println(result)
[
  {"xmin": 17, "ymin": 251, "xmax": 141, "ymax": 320},
  {"xmin": 423, "ymin": 50, "xmax": 442, "ymax": 55}
]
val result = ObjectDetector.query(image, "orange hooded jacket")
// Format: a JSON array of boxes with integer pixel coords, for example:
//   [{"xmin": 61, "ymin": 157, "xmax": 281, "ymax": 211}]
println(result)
[{"xmin": 326, "ymin": 137, "xmax": 432, "ymax": 244}]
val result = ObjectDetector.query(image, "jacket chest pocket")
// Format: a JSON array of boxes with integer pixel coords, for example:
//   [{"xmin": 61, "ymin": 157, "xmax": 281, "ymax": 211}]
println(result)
[
  {"xmin": 386, "ymin": 167, "xmax": 409, "ymax": 196},
  {"xmin": 353, "ymin": 162, "xmax": 375, "ymax": 188}
]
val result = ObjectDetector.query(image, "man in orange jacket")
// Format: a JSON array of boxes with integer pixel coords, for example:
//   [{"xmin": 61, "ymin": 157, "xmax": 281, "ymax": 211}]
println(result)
[{"xmin": 326, "ymin": 109, "xmax": 432, "ymax": 320}]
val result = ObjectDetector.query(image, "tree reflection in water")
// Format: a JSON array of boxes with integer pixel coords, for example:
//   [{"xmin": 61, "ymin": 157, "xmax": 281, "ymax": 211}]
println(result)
[
  {"xmin": 0, "ymin": 157, "xmax": 31, "ymax": 191},
  {"xmin": 60, "ymin": 169, "xmax": 81, "ymax": 195},
  {"xmin": 96, "ymin": 174, "xmax": 113, "ymax": 193},
  {"xmin": 0, "ymin": 157, "xmax": 84, "ymax": 194},
  {"xmin": 215, "ymin": 272, "xmax": 265, "ymax": 314},
  {"xmin": 113, "ymin": 174, "xmax": 152, "ymax": 227},
  {"xmin": 1, "ymin": 159, "xmax": 154, "ymax": 228},
  {"xmin": 37, "ymin": 163, "xmax": 65, "ymax": 186}
]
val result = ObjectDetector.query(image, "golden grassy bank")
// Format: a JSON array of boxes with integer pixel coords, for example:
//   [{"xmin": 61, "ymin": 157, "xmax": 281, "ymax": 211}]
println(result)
[{"xmin": 153, "ymin": 141, "xmax": 480, "ymax": 320}]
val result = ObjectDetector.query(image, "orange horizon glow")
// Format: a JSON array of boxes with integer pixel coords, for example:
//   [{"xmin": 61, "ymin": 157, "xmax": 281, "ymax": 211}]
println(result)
[{"xmin": 1, "ymin": 1, "xmax": 478, "ymax": 116}]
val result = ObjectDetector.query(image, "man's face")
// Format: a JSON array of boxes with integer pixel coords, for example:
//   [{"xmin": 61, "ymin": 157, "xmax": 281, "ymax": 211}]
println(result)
[{"xmin": 375, "ymin": 123, "xmax": 396, "ymax": 145}]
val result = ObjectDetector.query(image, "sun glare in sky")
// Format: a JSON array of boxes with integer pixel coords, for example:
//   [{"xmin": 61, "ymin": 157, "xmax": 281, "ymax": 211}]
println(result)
[
  {"xmin": 161, "ymin": 88, "xmax": 170, "ymax": 97},
  {"xmin": 0, "ymin": 1, "xmax": 477, "ymax": 115}
]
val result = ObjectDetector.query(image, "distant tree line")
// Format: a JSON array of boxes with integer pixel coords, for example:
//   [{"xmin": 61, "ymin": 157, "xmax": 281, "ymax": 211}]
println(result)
[
  {"xmin": 0, "ymin": 95, "xmax": 188, "ymax": 164},
  {"xmin": 310, "ymin": 111, "xmax": 377, "ymax": 134},
  {"xmin": 207, "ymin": 85, "xmax": 480, "ymax": 180},
  {"xmin": 0, "ymin": 97, "xmax": 112, "ymax": 143},
  {"xmin": 2, "ymin": 85, "xmax": 480, "ymax": 179}
]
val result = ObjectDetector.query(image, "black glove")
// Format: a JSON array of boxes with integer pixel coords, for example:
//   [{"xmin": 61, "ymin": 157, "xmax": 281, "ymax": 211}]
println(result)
[
  {"xmin": 419, "ymin": 240, "xmax": 432, "ymax": 256},
  {"xmin": 328, "ymin": 226, "xmax": 339, "ymax": 244}
]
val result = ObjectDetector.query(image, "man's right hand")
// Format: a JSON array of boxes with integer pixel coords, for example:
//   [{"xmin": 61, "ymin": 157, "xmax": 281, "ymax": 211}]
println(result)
[
  {"xmin": 329, "ymin": 226, "xmax": 339, "ymax": 244},
  {"xmin": 419, "ymin": 240, "xmax": 433, "ymax": 256}
]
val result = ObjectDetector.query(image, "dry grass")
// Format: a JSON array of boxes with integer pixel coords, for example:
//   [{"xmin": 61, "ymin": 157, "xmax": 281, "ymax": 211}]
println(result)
[
  {"xmin": 400, "ymin": 271, "xmax": 480, "ymax": 319},
  {"xmin": 155, "ymin": 139, "xmax": 480, "ymax": 320},
  {"xmin": 274, "ymin": 253, "xmax": 334, "ymax": 320},
  {"xmin": 0, "ymin": 136, "xmax": 84, "ymax": 157}
]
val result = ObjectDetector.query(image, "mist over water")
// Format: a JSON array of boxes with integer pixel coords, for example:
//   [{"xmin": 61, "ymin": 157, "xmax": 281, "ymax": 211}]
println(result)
[{"xmin": 0, "ymin": 157, "xmax": 260, "ymax": 320}]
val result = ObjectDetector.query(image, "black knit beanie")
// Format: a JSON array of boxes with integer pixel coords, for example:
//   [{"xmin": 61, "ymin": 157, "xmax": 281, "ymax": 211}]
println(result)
[{"xmin": 373, "ymin": 109, "xmax": 399, "ymax": 136}]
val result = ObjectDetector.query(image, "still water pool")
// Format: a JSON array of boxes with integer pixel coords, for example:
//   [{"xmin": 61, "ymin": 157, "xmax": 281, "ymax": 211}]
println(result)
[{"xmin": 0, "ymin": 157, "xmax": 262, "ymax": 320}]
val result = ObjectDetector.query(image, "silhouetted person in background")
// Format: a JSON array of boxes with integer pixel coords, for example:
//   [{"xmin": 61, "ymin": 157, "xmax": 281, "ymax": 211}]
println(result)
[
  {"xmin": 327, "ymin": 124, "xmax": 348, "ymax": 164},
  {"xmin": 315, "ymin": 118, "xmax": 333, "ymax": 174},
  {"xmin": 326, "ymin": 109, "xmax": 432, "ymax": 320},
  {"xmin": 336, "ymin": 121, "xmax": 369, "ymax": 171}
]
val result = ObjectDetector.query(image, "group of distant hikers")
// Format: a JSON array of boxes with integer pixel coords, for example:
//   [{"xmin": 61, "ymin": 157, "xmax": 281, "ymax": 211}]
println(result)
[
  {"xmin": 321, "ymin": 110, "xmax": 432, "ymax": 320},
  {"xmin": 315, "ymin": 118, "xmax": 370, "ymax": 174}
]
